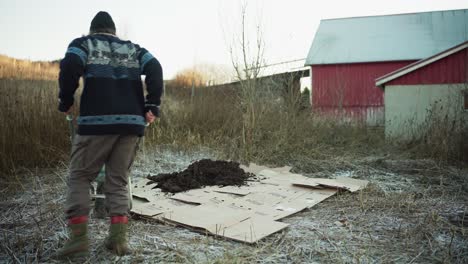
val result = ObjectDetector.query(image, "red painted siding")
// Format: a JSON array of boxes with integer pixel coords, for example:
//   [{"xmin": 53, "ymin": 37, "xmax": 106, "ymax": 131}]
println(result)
[
  {"xmin": 312, "ymin": 61, "xmax": 415, "ymax": 125},
  {"xmin": 312, "ymin": 61, "xmax": 414, "ymax": 108},
  {"xmin": 386, "ymin": 48, "xmax": 468, "ymax": 85}
]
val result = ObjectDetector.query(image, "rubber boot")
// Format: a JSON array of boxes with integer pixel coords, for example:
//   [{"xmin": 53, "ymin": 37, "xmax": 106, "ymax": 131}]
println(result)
[
  {"xmin": 56, "ymin": 216, "xmax": 89, "ymax": 259},
  {"xmin": 104, "ymin": 216, "xmax": 130, "ymax": 256}
]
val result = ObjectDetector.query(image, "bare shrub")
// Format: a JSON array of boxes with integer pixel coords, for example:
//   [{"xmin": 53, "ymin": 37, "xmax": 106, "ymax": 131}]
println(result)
[
  {"xmin": 148, "ymin": 84, "xmax": 241, "ymax": 149},
  {"xmin": 406, "ymin": 85, "xmax": 467, "ymax": 162},
  {"xmin": 227, "ymin": 1, "xmax": 267, "ymax": 162},
  {"xmin": 417, "ymin": 108, "xmax": 464, "ymax": 161}
]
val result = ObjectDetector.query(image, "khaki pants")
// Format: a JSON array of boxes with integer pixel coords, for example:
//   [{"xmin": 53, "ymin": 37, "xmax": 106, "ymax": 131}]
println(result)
[{"xmin": 65, "ymin": 134, "xmax": 140, "ymax": 218}]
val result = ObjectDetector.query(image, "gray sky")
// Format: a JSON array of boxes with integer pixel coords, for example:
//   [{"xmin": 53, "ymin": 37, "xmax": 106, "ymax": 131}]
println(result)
[{"xmin": 0, "ymin": 0, "xmax": 466, "ymax": 78}]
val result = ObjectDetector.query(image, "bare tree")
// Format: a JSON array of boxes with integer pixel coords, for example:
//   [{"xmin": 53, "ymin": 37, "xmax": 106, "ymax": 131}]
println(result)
[
  {"xmin": 228, "ymin": 1, "xmax": 266, "ymax": 161},
  {"xmin": 229, "ymin": 2, "xmax": 265, "ymax": 82}
]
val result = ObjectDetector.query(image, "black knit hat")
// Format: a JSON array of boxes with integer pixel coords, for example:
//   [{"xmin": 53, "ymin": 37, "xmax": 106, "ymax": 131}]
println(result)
[{"xmin": 90, "ymin": 11, "xmax": 116, "ymax": 35}]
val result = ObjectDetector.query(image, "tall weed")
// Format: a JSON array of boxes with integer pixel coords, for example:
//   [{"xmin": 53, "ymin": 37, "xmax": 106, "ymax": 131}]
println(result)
[{"xmin": 0, "ymin": 79, "xmax": 70, "ymax": 176}]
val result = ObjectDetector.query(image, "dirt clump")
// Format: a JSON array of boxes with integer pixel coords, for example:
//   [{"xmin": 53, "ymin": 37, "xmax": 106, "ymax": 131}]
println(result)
[{"xmin": 146, "ymin": 159, "xmax": 254, "ymax": 193}]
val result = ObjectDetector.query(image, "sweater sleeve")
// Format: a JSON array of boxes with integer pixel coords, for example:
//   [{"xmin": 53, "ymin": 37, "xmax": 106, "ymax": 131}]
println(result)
[
  {"xmin": 58, "ymin": 38, "xmax": 87, "ymax": 112},
  {"xmin": 139, "ymin": 48, "xmax": 163, "ymax": 117}
]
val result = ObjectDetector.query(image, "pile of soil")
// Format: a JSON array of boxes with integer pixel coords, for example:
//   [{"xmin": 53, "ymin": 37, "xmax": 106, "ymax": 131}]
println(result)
[{"xmin": 147, "ymin": 159, "xmax": 254, "ymax": 193}]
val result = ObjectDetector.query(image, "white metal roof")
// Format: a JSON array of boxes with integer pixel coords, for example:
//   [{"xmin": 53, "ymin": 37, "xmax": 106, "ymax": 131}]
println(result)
[
  {"xmin": 305, "ymin": 9, "xmax": 468, "ymax": 65},
  {"xmin": 376, "ymin": 41, "xmax": 468, "ymax": 87}
]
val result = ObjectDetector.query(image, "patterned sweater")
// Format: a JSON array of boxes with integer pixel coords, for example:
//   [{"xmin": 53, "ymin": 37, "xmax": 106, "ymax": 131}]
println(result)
[{"xmin": 58, "ymin": 33, "xmax": 163, "ymax": 136}]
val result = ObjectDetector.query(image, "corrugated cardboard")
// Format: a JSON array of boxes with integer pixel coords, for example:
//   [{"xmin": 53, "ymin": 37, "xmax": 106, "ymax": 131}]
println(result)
[
  {"xmin": 131, "ymin": 164, "xmax": 368, "ymax": 243},
  {"xmin": 219, "ymin": 217, "xmax": 289, "ymax": 243},
  {"xmin": 131, "ymin": 199, "xmax": 164, "ymax": 217},
  {"xmin": 171, "ymin": 187, "xmax": 234, "ymax": 205},
  {"xmin": 163, "ymin": 204, "xmax": 252, "ymax": 234},
  {"xmin": 335, "ymin": 176, "xmax": 368, "ymax": 192},
  {"xmin": 212, "ymin": 186, "xmax": 251, "ymax": 196},
  {"xmin": 291, "ymin": 177, "xmax": 367, "ymax": 191},
  {"xmin": 132, "ymin": 179, "xmax": 164, "ymax": 202}
]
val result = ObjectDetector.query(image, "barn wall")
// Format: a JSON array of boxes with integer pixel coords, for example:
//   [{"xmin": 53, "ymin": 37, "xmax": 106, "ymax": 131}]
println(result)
[
  {"xmin": 385, "ymin": 84, "xmax": 467, "ymax": 141},
  {"xmin": 386, "ymin": 48, "xmax": 468, "ymax": 86},
  {"xmin": 311, "ymin": 61, "xmax": 414, "ymax": 125}
]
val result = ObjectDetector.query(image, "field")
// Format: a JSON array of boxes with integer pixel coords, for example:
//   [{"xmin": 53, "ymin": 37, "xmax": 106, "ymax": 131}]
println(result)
[{"xmin": 0, "ymin": 59, "xmax": 467, "ymax": 263}]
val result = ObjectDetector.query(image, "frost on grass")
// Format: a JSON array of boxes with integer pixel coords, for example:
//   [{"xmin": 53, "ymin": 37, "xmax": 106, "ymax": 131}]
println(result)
[{"xmin": 0, "ymin": 149, "xmax": 467, "ymax": 263}]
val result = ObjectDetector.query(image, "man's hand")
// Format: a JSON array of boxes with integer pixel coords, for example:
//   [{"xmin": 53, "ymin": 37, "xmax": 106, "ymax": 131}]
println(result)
[
  {"xmin": 145, "ymin": 110, "xmax": 156, "ymax": 124},
  {"xmin": 64, "ymin": 105, "xmax": 73, "ymax": 115}
]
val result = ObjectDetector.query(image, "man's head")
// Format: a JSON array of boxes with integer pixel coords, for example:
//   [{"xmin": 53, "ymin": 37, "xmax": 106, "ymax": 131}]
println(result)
[{"xmin": 89, "ymin": 11, "xmax": 116, "ymax": 35}]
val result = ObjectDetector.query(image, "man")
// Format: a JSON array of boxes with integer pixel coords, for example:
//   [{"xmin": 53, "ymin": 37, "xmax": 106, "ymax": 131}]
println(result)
[{"xmin": 57, "ymin": 11, "xmax": 163, "ymax": 258}]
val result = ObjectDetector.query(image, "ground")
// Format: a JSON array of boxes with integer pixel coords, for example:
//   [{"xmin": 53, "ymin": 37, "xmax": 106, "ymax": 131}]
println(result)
[{"xmin": 1, "ymin": 146, "xmax": 467, "ymax": 263}]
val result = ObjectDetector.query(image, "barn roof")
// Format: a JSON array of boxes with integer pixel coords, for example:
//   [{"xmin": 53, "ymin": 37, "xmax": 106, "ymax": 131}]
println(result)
[
  {"xmin": 305, "ymin": 9, "xmax": 468, "ymax": 65},
  {"xmin": 376, "ymin": 41, "xmax": 468, "ymax": 87}
]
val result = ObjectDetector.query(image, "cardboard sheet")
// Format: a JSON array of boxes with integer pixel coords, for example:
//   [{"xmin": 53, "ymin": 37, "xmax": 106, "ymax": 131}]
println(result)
[
  {"xmin": 132, "ymin": 179, "xmax": 163, "ymax": 202},
  {"xmin": 258, "ymin": 169, "xmax": 308, "ymax": 186},
  {"xmin": 212, "ymin": 186, "xmax": 251, "ymax": 196},
  {"xmin": 335, "ymin": 176, "xmax": 369, "ymax": 192},
  {"xmin": 171, "ymin": 187, "xmax": 235, "ymax": 205},
  {"xmin": 241, "ymin": 163, "xmax": 271, "ymax": 174},
  {"xmin": 131, "ymin": 163, "xmax": 368, "ymax": 243},
  {"xmin": 291, "ymin": 177, "xmax": 368, "ymax": 192},
  {"xmin": 170, "ymin": 190, "xmax": 210, "ymax": 205},
  {"xmin": 163, "ymin": 204, "xmax": 252, "ymax": 234},
  {"xmin": 220, "ymin": 217, "xmax": 289, "ymax": 243},
  {"xmin": 131, "ymin": 199, "xmax": 164, "ymax": 217}
]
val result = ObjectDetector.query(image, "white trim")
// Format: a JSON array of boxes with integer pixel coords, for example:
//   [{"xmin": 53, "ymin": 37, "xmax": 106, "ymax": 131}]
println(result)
[{"xmin": 376, "ymin": 41, "xmax": 468, "ymax": 87}]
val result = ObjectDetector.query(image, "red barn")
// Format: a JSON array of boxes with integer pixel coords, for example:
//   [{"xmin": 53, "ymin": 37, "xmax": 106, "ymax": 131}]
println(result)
[{"xmin": 305, "ymin": 9, "xmax": 468, "ymax": 126}]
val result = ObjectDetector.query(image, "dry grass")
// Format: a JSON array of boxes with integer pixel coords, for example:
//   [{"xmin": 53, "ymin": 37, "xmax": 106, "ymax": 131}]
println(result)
[
  {"xmin": 0, "ymin": 55, "xmax": 59, "ymax": 80},
  {"xmin": 415, "ymin": 107, "xmax": 466, "ymax": 163},
  {"xmin": 0, "ymin": 149, "xmax": 467, "ymax": 263},
  {"xmin": 1, "ymin": 69, "xmax": 465, "ymax": 180},
  {"xmin": 153, "ymin": 79, "xmax": 388, "ymax": 167},
  {"xmin": 0, "ymin": 56, "xmax": 64, "ymax": 178},
  {"xmin": 0, "ymin": 79, "xmax": 71, "ymax": 179}
]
